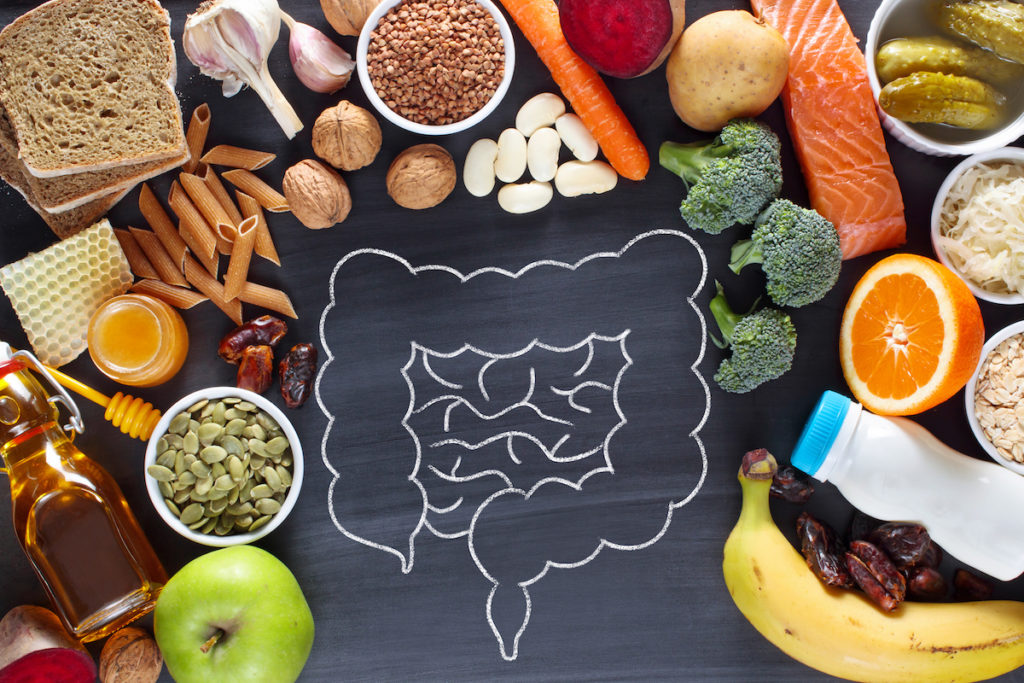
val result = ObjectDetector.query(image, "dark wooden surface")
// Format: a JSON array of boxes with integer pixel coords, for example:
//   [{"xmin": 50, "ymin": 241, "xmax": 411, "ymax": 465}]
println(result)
[{"xmin": 2, "ymin": 0, "xmax": 1024, "ymax": 681}]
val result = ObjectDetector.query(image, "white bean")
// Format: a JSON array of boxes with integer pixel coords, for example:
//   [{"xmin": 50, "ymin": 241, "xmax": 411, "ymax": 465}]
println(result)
[
  {"xmin": 526, "ymin": 127, "xmax": 561, "ymax": 182},
  {"xmin": 554, "ymin": 161, "xmax": 618, "ymax": 197},
  {"xmin": 463, "ymin": 138, "xmax": 498, "ymax": 197},
  {"xmin": 515, "ymin": 93, "xmax": 566, "ymax": 138},
  {"xmin": 495, "ymin": 128, "xmax": 527, "ymax": 183},
  {"xmin": 555, "ymin": 113, "xmax": 598, "ymax": 162},
  {"xmin": 497, "ymin": 181, "xmax": 553, "ymax": 214}
]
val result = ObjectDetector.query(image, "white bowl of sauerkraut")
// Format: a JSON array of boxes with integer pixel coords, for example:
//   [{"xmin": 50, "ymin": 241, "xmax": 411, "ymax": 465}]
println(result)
[{"xmin": 931, "ymin": 147, "xmax": 1024, "ymax": 304}]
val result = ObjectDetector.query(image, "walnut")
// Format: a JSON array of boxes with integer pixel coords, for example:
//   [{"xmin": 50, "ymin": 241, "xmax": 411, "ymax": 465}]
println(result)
[
  {"xmin": 99, "ymin": 627, "xmax": 163, "ymax": 683},
  {"xmin": 320, "ymin": 0, "xmax": 378, "ymax": 36},
  {"xmin": 312, "ymin": 101, "xmax": 382, "ymax": 171},
  {"xmin": 283, "ymin": 160, "xmax": 352, "ymax": 229},
  {"xmin": 386, "ymin": 144, "xmax": 457, "ymax": 210}
]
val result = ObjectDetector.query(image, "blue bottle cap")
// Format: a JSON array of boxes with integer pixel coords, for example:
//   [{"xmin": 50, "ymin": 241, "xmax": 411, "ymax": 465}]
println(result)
[{"xmin": 791, "ymin": 391, "xmax": 852, "ymax": 477}]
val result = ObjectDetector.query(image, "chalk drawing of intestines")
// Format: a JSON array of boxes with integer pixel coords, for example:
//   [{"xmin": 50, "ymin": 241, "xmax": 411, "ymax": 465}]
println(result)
[{"xmin": 316, "ymin": 230, "xmax": 710, "ymax": 661}]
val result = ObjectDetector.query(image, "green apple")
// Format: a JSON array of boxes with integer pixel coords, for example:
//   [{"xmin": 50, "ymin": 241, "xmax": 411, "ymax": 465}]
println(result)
[{"xmin": 154, "ymin": 545, "xmax": 314, "ymax": 683}]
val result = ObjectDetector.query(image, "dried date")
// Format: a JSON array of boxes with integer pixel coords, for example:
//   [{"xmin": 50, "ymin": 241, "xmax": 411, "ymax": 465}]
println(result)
[
  {"xmin": 919, "ymin": 540, "xmax": 943, "ymax": 569},
  {"xmin": 845, "ymin": 540, "xmax": 906, "ymax": 612},
  {"xmin": 797, "ymin": 512, "xmax": 851, "ymax": 588},
  {"xmin": 770, "ymin": 465, "xmax": 815, "ymax": 504},
  {"xmin": 868, "ymin": 523, "xmax": 932, "ymax": 570},
  {"xmin": 953, "ymin": 569, "xmax": 993, "ymax": 601},
  {"xmin": 848, "ymin": 511, "xmax": 883, "ymax": 542},
  {"xmin": 219, "ymin": 316, "xmax": 288, "ymax": 364},
  {"xmin": 906, "ymin": 567, "xmax": 948, "ymax": 601},
  {"xmin": 237, "ymin": 345, "xmax": 274, "ymax": 394},
  {"xmin": 279, "ymin": 343, "xmax": 318, "ymax": 408}
]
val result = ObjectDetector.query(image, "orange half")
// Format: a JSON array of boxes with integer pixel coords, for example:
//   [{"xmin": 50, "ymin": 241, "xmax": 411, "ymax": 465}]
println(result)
[{"xmin": 839, "ymin": 254, "xmax": 984, "ymax": 415}]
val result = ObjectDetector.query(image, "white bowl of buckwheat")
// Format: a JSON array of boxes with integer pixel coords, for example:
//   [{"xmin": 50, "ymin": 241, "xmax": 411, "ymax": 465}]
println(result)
[
  {"xmin": 966, "ymin": 321, "xmax": 1024, "ymax": 475},
  {"xmin": 356, "ymin": 0, "xmax": 515, "ymax": 135}
]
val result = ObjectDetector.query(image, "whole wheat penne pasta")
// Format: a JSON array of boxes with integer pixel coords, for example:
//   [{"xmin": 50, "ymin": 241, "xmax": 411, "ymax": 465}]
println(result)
[
  {"xmin": 139, "ymin": 183, "xmax": 188, "ymax": 264},
  {"xmin": 202, "ymin": 165, "xmax": 244, "ymax": 225},
  {"xmin": 183, "ymin": 255, "xmax": 243, "ymax": 325},
  {"xmin": 130, "ymin": 228, "xmax": 189, "ymax": 287},
  {"xmin": 114, "ymin": 228, "xmax": 160, "ymax": 280},
  {"xmin": 236, "ymin": 191, "xmax": 280, "ymax": 266},
  {"xmin": 237, "ymin": 281, "xmax": 297, "ymax": 319},
  {"xmin": 221, "ymin": 169, "xmax": 289, "ymax": 212},
  {"xmin": 131, "ymin": 279, "xmax": 209, "ymax": 309},
  {"xmin": 201, "ymin": 144, "xmax": 276, "ymax": 170},
  {"xmin": 183, "ymin": 103, "xmax": 211, "ymax": 174},
  {"xmin": 177, "ymin": 219, "xmax": 220, "ymax": 279},
  {"xmin": 168, "ymin": 179, "xmax": 218, "ymax": 260},
  {"xmin": 180, "ymin": 172, "xmax": 236, "ymax": 238},
  {"xmin": 223, "ymin": 216, "xmax": 258, "ymax": 301}
]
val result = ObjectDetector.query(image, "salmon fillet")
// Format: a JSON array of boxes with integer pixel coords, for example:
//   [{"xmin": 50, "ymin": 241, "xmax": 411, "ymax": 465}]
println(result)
[{"xmin": 750, "ymin": 0, "xmax": 907, "ymax": 260}]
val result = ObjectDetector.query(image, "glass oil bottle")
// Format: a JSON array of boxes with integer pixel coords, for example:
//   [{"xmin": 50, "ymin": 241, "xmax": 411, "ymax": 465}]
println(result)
[{"xmin": 0, "ymin": 344, "xmax": 166, "ymax": 641}]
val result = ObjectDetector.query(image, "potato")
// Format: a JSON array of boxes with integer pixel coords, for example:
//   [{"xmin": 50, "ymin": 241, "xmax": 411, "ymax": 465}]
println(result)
[{"xmin": 666, "ymin": 10, "xmax": 789, "ymax": 132}]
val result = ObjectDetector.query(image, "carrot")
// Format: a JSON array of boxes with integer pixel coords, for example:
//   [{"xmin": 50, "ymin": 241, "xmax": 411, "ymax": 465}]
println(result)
[{"xmin": 498, "ymin": 0, "xmax": 649, "ymax": 181}]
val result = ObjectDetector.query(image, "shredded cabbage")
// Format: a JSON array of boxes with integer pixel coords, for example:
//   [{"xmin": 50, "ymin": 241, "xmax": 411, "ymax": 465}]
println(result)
[{"xmin": 938, "ymin": 160, "xmax": 1024, "ymax": 295}]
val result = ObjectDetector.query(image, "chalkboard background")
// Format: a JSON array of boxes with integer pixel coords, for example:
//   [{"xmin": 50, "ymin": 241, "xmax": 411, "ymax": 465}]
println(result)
[{"xmin": 2, "ymin": 0, "xmax": 1024, "ymax": 680}]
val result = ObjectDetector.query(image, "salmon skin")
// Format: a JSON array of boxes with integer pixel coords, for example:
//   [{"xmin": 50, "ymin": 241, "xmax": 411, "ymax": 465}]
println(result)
[{"xmin": 750, "ymin": 0, "xmax": 907, "ymax": 260}]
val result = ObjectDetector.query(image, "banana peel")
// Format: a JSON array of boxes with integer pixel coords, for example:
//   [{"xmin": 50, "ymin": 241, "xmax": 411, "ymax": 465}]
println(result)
[{"xmin": 723, "ymin": 449, "xmax": 1024, "ymax": 682}]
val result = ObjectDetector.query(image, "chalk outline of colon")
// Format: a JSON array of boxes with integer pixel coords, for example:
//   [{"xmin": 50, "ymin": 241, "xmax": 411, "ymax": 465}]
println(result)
[
  {"xmin": 315, "ymin": 229, "xmax": 711, "ymax": 660},
  {"xmin": 407, "ymin": 331, "xmax": 631, "ymax": 541}
]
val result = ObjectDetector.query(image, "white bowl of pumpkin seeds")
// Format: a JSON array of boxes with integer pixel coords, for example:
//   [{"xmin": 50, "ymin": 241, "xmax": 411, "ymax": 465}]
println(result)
[{"xmin": 144, "ymin": 386, "xmax": 303, "ymax": 546}]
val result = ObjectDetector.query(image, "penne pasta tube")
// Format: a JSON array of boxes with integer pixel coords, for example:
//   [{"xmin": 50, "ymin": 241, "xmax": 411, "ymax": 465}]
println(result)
[
  {"xmin": 139, "ymin": 183, "xmax": 188, "ymax": 264},
  {"xmin": 237, "ymin": 281, "xmax": 297, "ymax": 319},
  {"xmin": 176, "ymin": 219, "xmax": 220, "ymax": 279},
  {"xmin": 183, "ymin": 103, "xmax": 211, "ymax": 174},
  {"xmin": 223, "ymin": 216, "xmax": 258, "ymax": 301},
  {"xmin": 200, "ymin": 144, "xmax": 276, "ymax": 170},
  {"xmin": 168, "ymin": 179, "xmax": 218, "ymax": 261},
  {"xmin": 183, "ymin": 254, "xmax": 243, "ymax": 325},
  {"xmin": 202, "ymin": 165, "xmax": 244, "ymax": 226},
  {"xmin": 236, "ymin": 191, "xmax": 280, "ymax": 266},
  {"xmin": 221, "ymin": 169, "xmax": 289, "ymax": 212},
  {"xmin": 129, "ymin": 227, "xmax": 189, "ymax": 287},
  {"xmin": 131, "ymin": 279, "xmax": 208, "ymax": 309},
  {"xmin": 114, "ymin": 228, "xmax": 160, "ymax": 280},
  {"xmin": 180, "ymin": 172, "xmax": 237, "ymax": 246}
]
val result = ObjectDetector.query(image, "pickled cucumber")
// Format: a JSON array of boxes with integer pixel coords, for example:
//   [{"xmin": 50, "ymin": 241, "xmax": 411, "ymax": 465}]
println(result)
[
  {"xmin": 876, "ymin": 36, "xmax": 1024, "ymax": 84},
  {"xmin": 878, "ymin": 71, "xmax": 1006, "ymax": 129},
  {"xmin": 937, "ymin": 0, "xmax": 1024, "ymax": 65}
]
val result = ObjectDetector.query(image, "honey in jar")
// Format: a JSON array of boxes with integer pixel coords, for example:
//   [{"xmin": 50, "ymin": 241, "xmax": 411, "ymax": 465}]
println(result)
[
  {"xmin": 0, "ymin": 344, "xmax": 167, "ymax": 641},
  {"xmin": 87, "ymin": 293, "xmax": 188, "ymax": 387}
]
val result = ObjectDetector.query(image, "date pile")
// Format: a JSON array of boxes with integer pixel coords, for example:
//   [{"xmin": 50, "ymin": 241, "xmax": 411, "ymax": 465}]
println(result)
[
  {"xmin": 772, "ymin": 466, "xmax": 993, "ymax": 611},
  {"xmin": 218, "ymin": 315, "xmax": 317, "ymax": 408}
]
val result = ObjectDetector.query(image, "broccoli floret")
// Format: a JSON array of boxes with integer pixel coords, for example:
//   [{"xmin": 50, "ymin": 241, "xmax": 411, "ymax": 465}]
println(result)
[
  {"xmin": 730, "ymin": 199, "xmax": 842, "ymax": 308},
  {"xmin": 710, "ymin": 282, "xmax": 797, "ymax": 394},
  {"xmin": 659, "ymin": 119, "xmax": 783, "ymax": 234}
]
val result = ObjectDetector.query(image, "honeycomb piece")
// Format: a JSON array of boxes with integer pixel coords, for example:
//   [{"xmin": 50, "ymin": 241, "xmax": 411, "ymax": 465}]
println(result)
[{"xmin": 0, "ymin": 219, "xmax": 132, "ymax": 366}]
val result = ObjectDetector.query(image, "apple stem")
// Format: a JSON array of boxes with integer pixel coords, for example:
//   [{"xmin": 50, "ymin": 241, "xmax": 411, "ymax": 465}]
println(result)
[{"xmin": 200, "ymin": 629, "xmax": 224, "ymax": 654}]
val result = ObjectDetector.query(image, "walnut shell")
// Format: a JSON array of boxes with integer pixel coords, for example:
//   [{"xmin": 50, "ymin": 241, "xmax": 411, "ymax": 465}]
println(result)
[
  {"xmin": 312, "ymin": 101, "xmax": 382, "ymax": 171},
  {"xmin": 386, "ymin": 144, "xmax": 456, "ymax": 210},
  {"xmin": 99, "ymin": 627, "xmax": 162, "ymax": 683},
  {"xmin": 283, "ymin": 159, "xmax": 352, "ymax": 229},
  {"xmin": 320, "ymin": 0, "xmax": 378, "ymax": 36}
]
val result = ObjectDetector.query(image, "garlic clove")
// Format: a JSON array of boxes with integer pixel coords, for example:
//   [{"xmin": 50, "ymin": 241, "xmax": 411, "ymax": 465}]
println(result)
[{"xmin": 282, "ymin": 14, "xmax": 354, "ymax": 94}]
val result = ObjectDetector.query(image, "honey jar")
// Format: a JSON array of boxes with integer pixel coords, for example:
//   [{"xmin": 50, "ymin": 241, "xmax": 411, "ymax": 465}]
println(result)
[{"xmin": 87, "ymin": 294, "xmax": 188, "ymax": 387}]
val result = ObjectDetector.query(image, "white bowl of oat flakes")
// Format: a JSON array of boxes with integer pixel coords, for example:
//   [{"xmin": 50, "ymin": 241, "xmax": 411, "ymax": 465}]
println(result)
[
  {"xmin": 356, "ymin": 0, "xmax": 515, "ymax": 135},
  {"xmin": 966, "ymin": 321, "xmax": 1024, "ymax": 475}
]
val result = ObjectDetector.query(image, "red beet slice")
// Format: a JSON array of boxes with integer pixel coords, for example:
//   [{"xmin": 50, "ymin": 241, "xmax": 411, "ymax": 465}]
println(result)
[
  {"xmin": 0, "ymin": 648, "xmax": 96, "ymax": 683},
  {"xmin": 559, "ymin": 0, "xmax": 683, "ymax": 78}
]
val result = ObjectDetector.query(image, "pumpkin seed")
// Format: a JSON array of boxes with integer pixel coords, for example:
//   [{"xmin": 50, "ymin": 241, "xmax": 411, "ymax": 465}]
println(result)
[
  {"xmin": 165, "ymin": 434, "xmax": 184, "ymax": 450},
  {"xmin": 222, "ymin": 396, "xmax": 241, "ymax": 404},
  {"xmin": 190, "ymin": 461, "xmax": 211, "ymax": 478},
  {"xmin": 236, "ymin": 401, "xmax": 257, "ymax": 412},
  {"xmin": 255, "ymin": 498, "xmax": 282, "ymax": 515},
  {"xmin": 207, "ymin": 497, "xmax": 229, "ymax": 515},
  {"xmin": 179, "ymin": 503, "xmax": 203, "ymax": 525},
  {"xmin": 214, "ymin": 473, "xmax": 235, "ymax": 491},
  {"xmin": 156, "ymin": 436, "xmax": 168, "ymax": 453},
  {"xmin": 147, "ymin": 464, "xmax": 175, "ymax": 481},
  {"xmin": 164, "ymin": 499, "xmax": 180, "ymax": 517},
  {"xmin": 188, "ymin": 399, "xmax": 209, "ymax": 413},
  {"xmin": 228, "ymin": 456, "xmax": 244, "ymax": 481},
  {"xmin": 158, "ymin": 480, "xmax": 174, "ymax": 499},
  {"xmin": 200, "ymin": 402, "xmax": 216, "ymax": 419},
  {"xmin": 173, "ymin": 489, "xmax": 190, "ymax": 505},
  {"xmin": 201, "ymin": 518, "xmax": 217, "ymax": 534},
  {"xmin": 224, "ymin": 418, "xmax": 247, "ymax": 436},
  {"xmin": 233, "ymin": 514, "xmax": 254, "ymax": 530},
  {"xmin": 200, "ymin": 445, "xmax": 228, "ymax": 463},
  {"xmin": 183, "ymin": 431, "xmax": 199, "ymax": 455},
  {"xmin": 178, "ymin": 471, "xmax": 197, "ymax": 487},
  {"xmin": 228, "ymin": 501, "xmax": 253, "ymax": 516},
  {"xmin": 248, "ymin": 515, "xmax": 272, "ymax": 532},
  {"xmin": 265, "ymin": 436, "xmax": 289, "ymax": 456},
  {"xmin": 221, "ymin": 435, "xmax": 244, "ymax": 456},
  {"xmin": 263, "ymin": 466, "xmax": 282, "ymax": 491},
  {"xmin": 276, "ymin": 465, "xmax": 292, "ymax": 487},
  {"xmin": 188, "ymin": 518, "xmax": 207, "ymax": 530},
  {"xmin": 251, "ymin": 484, "xmax": 274, "ymax": 499},
  {"xmin": 210, "ymin": 462, "xmax": 227, "ymax": 479},
  {"xmin": 168, "ymin": 412, "xmax": 190, "ymax": 435},
  {"xmin": 157, "ymin": 450, "xmax": 176, "ymax": 468},
  {"xmin": 194, "ymin": 476, "xmax": 214, "ymax": 496},
  {"xmin": 197, "ymin": 423, "xmax": 223, "ymax": 446}
]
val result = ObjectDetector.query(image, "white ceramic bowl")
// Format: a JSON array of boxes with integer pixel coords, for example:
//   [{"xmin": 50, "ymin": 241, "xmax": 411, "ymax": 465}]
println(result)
[
  {"xmin": 930, "ymin": 147, "xmax": 1024, "ymax": 305},
  {"xmin": 144, "ymin": 387, "xmax": 304, "ymax": 547},
  {"xmin": 866, "ymin": 0, "xmax": 1024, "ymax": 157},
  {"xmin": 356, "ymin": 0, "xmax": 515, "ymax": 135},
  {"xmin": 965, "ymin": 321, "xmax": 1024, "ymax": 475}
]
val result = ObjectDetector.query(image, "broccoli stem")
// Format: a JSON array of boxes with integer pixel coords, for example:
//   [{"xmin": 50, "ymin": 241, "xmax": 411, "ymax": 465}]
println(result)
[
  {"xmin": 658, "ymin": 140, "xmax": 733, "ymax": 186},
  {"xmin": 709, "ymin": 281, "xmax": 742, "ymax": 349},
  {"xmin": 729, "ymin": 239, "xmax": 765, "ymax": 274}
]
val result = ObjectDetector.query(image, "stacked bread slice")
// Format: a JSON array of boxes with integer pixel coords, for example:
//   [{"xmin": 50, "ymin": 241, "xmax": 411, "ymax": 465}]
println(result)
[{"xmin": 0, "ymin": 0, "xmax": 188, "ymax": 238}]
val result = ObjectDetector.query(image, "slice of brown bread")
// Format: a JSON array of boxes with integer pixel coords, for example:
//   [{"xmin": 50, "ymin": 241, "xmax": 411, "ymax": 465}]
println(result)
[
  {"xmin": 0, "ymin": 0, "xmax": 186, "ymax": 178},
  {"xmin": 0, "ymin": 103, "xmax": 186, "ymax": 212}
]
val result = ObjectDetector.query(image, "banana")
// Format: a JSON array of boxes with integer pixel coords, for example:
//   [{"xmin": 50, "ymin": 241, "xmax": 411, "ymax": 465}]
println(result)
[{"xmin": 723, "ymin": 450, "xmax": 1024, "ymax": 683}]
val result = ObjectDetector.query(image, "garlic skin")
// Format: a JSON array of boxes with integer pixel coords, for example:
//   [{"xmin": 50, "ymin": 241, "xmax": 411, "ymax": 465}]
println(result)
[
  {"xmin": 281, "ymin": 12, "xmax": 354, "ymax": 94},
  {"xmin": 183, "ymin": 0, "xmax": 303, "ymax": 138}
]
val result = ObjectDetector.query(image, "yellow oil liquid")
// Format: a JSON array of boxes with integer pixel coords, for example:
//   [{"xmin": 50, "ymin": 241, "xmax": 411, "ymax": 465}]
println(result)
[{"xmin": 5, "ymin": 427, "xmax": 167, "ymax": 641}]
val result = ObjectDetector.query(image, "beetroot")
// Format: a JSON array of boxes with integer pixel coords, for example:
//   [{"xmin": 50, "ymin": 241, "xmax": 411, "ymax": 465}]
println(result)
[
  {"xmin": 559, "ymin": 0, "xmax": 685, "ymax": 79},
  {"xmin": 0, "ymin": 648, "xmax": 96, "ymax": 683}
]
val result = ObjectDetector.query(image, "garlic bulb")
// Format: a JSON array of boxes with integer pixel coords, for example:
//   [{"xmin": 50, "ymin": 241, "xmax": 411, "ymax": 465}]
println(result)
[
  {"xmin": 183, "ymin": 0, "xmax": 303, "ymax": 138},
  {"xmin": 281, "ymin": 12, "xmax": 354, "ymax": 94}
]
